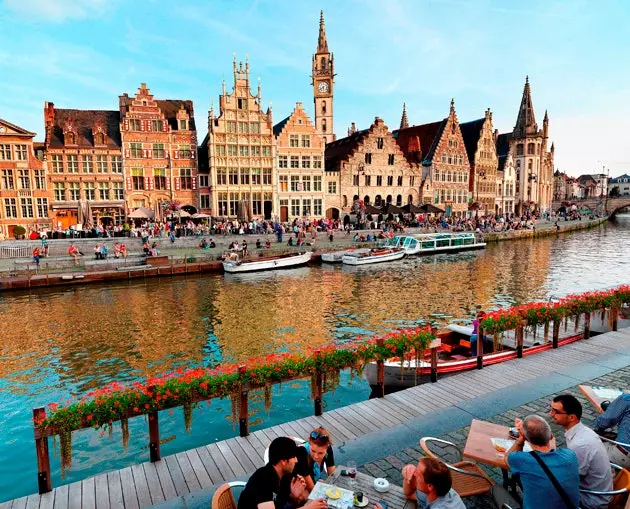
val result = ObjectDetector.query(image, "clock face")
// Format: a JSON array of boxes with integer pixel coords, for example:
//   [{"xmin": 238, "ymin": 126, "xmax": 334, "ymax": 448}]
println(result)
[{"xmin": 318, "ymin": 81, "xmax": 329, "ymax": 93}]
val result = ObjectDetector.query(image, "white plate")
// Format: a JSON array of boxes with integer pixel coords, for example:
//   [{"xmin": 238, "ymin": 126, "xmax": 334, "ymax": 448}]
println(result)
[{"xmin": 354, "ymin": 496, "xmax": 369, "ymax": 508}]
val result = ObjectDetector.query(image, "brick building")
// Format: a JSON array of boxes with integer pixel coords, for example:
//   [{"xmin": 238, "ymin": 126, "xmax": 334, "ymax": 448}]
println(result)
[
  {"xmin": 324, "ymin": 117, "xmax": 420, "ymax": 218},
  {"xmin": 202, "ymin": 58, "xmax": 275, "ymax": 219},
  {"xmin": 119, "ymin": 84, "xmax": 198, "ymax": 215},
  {"xmin": 394, "ymin": 100, "xmax": 470, "ymax": 217},
  {"xmin": 273, "ymin": 102, "xmax": 326, "ymax": 221},
  {"xmin": 0, "ymin": 119, "xmax": 51, "ymax": 238},
  {"xmin": 43, "ymin": 103, "xmax": 125, "ymax": 228}
]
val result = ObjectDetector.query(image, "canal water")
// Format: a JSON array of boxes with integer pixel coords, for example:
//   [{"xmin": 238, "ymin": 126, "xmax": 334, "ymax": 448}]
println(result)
[{"xmin": 1, "ymin": 216, "xmax": 630, "ymax": 501}]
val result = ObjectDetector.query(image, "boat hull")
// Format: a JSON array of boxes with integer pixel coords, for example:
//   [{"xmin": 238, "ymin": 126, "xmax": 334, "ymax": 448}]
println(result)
[
  {"xmin": 342, "ymin": 250, "xmax": 405, "ymax": 265},
  {"xmin": 223, "ymin": 252, "xmax": 312, "ymax": 273},
  {"xmin": 321, "ymin": 251, "xmax": 352, "ymax": 263}
]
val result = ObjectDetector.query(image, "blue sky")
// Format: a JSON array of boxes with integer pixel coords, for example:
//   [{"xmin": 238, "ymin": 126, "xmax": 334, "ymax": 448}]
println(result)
[{"xmin": 1, "ymin": 0, "xmax": 629, "ymax": 177}]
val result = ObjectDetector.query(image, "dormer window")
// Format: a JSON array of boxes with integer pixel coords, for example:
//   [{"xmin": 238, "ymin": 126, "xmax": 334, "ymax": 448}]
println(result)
[
  {"xmin": 179, "ymin": 119, "xmax": 188, "ymax": 131},
  {"xmin": 65, "ymin": 132, "xmax": 75, "ymax": 145},
  {"xmin": 94, "ymin": 131, "xmax": 106, "ymax": 145},
  {"xmin": 237, "ymin": 98, "xmax": 247, "ymax": 110}
]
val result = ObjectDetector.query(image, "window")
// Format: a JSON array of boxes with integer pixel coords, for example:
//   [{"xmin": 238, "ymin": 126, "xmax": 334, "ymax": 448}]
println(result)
[
  {"xmin": 290, "ymin": 156, "xmax": 299, "ymax": 169},
  {"xmin": 313, "ymin": 156, "xmax": 322, "ymax": 169},
  {"xmin": 516, "ymin": 144, "xmax": 524, "ymax": 156},
  {"xmin": 397, "ymin": 176, "xmax": 403, "ymax": 186},
  {"xmin": 365, "ymin": 153, "xmax": 372, "ymax": 164},
  {"xmin": 365, "ymin": 175, "xmax": 371, "ymax": 186},
  {"xmin": 240, "ymin": 169, "xmax": 250, "ymax": 185},
  {"xmin": 328, "ymin": 181, "xmax": 337, "ymax": 194},
  {"xmin": 410, "ymin": 176, "xmax": 415, "ymax": 186},
  {"xmin": 227, "ymin": 121, "xmax": 237, "ymax": 133},
  {"xmin": 98, "ymin": 183, "xmax": 109, "ymax": 200},
  {"xmin": 262, "ymin": 146, "xmax": 272, "ymax": 156},
  {"xmin": 15, "ymin": 145, "xmax": 27, "ymax": 161},
  {"xmin": 387, "ymin": 175, "xmax": 393, "ymax": 186},
  {"xmin": 82, "ymin": 156, "xmax": 94, "ymax": 173},
  {"xmin": 239, "ymin": 146, "xmax": 249, "ymax": 156},
  {"xmin": 251, "ymin": 168, "xmax": 261, "ymax": 185},
  {"xmin": 199, "ymin": 175, "xmax": 209, "ymax": 187},
  {"xmin": 217, "ymin": 192, "xmax": 228, "ymax": 215},
  {"xmin": 179, "ymin": 145, "xmax": 192, "ymax": 158},
  {"xmin": 129, "ymin": 119, "xmax": 141, "ymax": 131},
  {"xmin": 353, "ymin": 175, "xmax": 359, "ymax": 186},
  {"xmin": 84, "ymin": 182, "xmax": 95, "ymax": 200},
  {"xmin": 228, "ymin": 145, "xmax": 237, "ymax": 156},
  {"xmin": 67, "ymin": 155, "xmax": 78, "ymax": 173},
  {"xmin": 53, "ymin": 182, "xmax": 65, "ymax": 201},
  {"xmin": 180, "ymin": 119, "xmax": 188, "ymax": 131},
  {"xmin": 96, "ymin": 155, "xmax": 107, "ymax": 173},
  {"xmin": 302, "ymin": 157, "xmax": 311, "ymax": 169},
  {"xmin": 527, "ymin": 143, "xmax": 535, "ymax": 155},
  {"xmin": 18, "ymin": 169, "xmax": 30, "ymax": 189},
  {"xmin": 154, "ymin": 168, "xmax": 167, "ymax": 190},
  {"xmin": 252, "ymin": 192, "xmax": 261, "ymax": 215},
  {"xmin": 180, "ymin": 168, "xmax": 193, "ymax": 189},
  {"xmin": 216, "ymin": 145, "xmax": 226, "ymax": 156},
  {"xmin": 250, "ymin": 146, "xmax": 260, "ymax": 156},
  {"xmin": 229, "ymin": 168, "xmax": 238, "ymax": 185},
  {"xmin": 132, "ymin": 168, "xmax": 144, "ymax": 190},
  {"xmin": 153, "ymin": 144, "xmax": 165, "ymax": 158},
  {"xmin": 301, "ymin": 135, "xmax": 311, "ymax": 148},
  {"xmin": 130, "ymin": 143, "xmax": 143, "ymax": 158},
  {"xmin": 113, "ymin": 182, "xmax": 124, "ymax": 200},
  {"xmin": 313, "ymin": 175, "xmax": 322, "ymax": 192},
  {"xmin": 322, "ymin": 119, "xmax": 327, "ymax": 132},
  {"xmin": 388, "ymin": 154, "xmax": 395, "ymax": 165},
  {"xmin": 376, "ymin": 176, "xmax": 382, "ymax": 186},
  {"xmin": 112, "ymin": 156, "xmax": 122, "ymax": 174},
  {"xmin": 279, "ymin": 155, "xmax": 288, "ymax": 168},
  {"xmin": 279, "ymin": 175, "xmax": 288, "ymax": 192},
  {"xmin": 151, "ymin": 120, "xmax": 161, "ymax": 132},
  {"xmin": 396, "ymin": 195, "xmax": 402, "ymax": 206},
  {"xmin": 291, "ymin": 175, "xmax": 300, "ymax": 192},
  {"xmin": 36, "ymin": 197, "xmax": 48, "ymax": 218},
  {"xmin": 33, "ymin": 170, "xmax": 46, "ymax": 189},
  {"xmin": 263, "ymin": 168, "xmax": 272, "ymax": 185},
  {"xmin": 321, "ymin": 100, "xmax": 326, "ymax": 113},
  {"xmin": 238, "ymin": 122, "xmax": 248, "ymax": 133},
  {"xmin": 314, "ymin": 198, "xmax": 322, "ymax": 216},
  {"xmin": 289, "ymin": 135, "xmax": 299, "ymax": 148},
  {"xmin": 4, "ymin": 198, "xmax": 17, "ymax": 218},
  {"xmin": 50, "ymin": 154, "xmax": 62, "ymax": 172},
  {"xmin": 0, "ymin": 144, "xmax": 11, "ymax": 160},
  {"xmin": 237, "ymin": 98, "xmax": 247, "ymax": 110},
  {"xmin": 251, "ymin": 123, "xmax": 260, "ymax": 134},
  {"xmin": 19, "ymin": 197, "xmax": 33, "ymax": 218},
  {"xmin": 1, "ymin": 169, "xmax": 14, "ymax": 189},
  {"xmin": 302, "ymin": 199, "xmax": 312, "ymax": 216},
  {"xmin": 200, "ymin": 194, "xmax": 210, "ymax": 209},
  {"xmin": 441, "ymin": 153, "xmax": 447, "ymax": 163},
  {"xmin": 291, "ymin": 199, "xmax": 300, "ymax": 217},
  {"xmin": 302, "ymin": 176, "xmax": 311, "ymax": 191},
  {"xmin": 217, "ymin": 168, "xmax": 227, "ymax": 185},
  {"xmin": 68, "ymin": 182, "xmax": 80, "ymax": 200}
]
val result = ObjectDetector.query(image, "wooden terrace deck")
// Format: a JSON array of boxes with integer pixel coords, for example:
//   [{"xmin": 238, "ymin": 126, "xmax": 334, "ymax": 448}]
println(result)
[{"xmin": 3, "ymin": 327, "xmax": 630, "ymax": 509}]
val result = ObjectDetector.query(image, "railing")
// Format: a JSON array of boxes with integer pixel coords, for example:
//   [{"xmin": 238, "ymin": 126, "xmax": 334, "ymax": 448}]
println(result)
[{"xmin": 0, "ymin": 245, "xmax": 32, "ymax": 259}]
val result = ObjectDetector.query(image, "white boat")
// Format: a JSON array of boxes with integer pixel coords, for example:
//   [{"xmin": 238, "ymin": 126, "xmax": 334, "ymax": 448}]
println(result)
[
  {"xmin": 223, "ymin": 251, "xmax": 312, "ymax": 273},
  {"xmin": 384, "ymin": 232, "xmax": 486, "ymax": 256},
  {"xmin": 321, "ymin": 250, "xmax": 356, "ymax": 263},
  {"xmin": 342, "ymin": 247, "xmax": 405, "ymax": 266}
]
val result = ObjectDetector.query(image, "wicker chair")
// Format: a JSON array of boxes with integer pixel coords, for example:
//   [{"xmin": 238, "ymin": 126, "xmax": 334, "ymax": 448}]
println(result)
[
  {"xmin": 419, "ymin": 437, "xmax": 494, "ymax": 498},
  {"xmin": 580, "ymin": 464, "xmax": 630, "ymax": 508},
  {"xmin": 211, "ymin": 481, "xmax": 247, "ymax": 509}
]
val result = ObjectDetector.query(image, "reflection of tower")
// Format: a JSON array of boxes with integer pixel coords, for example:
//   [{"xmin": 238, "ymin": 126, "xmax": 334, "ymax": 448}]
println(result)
[{"xmin": 312, "ymin": 10, "xmax": 335, "ymax": 143}]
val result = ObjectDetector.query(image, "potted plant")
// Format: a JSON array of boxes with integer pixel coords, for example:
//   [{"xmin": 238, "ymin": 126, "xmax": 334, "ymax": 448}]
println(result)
[{"xmin": 12, "ymin": 225, "xmax": 26, "ymax": 240}]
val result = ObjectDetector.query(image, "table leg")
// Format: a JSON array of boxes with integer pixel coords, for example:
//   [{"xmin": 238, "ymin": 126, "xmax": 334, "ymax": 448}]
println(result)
[{"xmin": 501, "ymin": 468, "xmax": 510, "ymax": 489}]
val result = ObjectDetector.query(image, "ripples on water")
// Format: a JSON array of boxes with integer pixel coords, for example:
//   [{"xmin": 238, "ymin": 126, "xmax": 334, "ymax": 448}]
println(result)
[{"xmin": 1, "ymin": 216, "xmax": 629, "ymax": 500}]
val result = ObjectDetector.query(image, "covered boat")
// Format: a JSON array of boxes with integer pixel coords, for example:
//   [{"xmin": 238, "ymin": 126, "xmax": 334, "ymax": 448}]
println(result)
[
  {"xmin": 342, "ymin": 247, "xmax": 405, "ymax": 266},
  {"xmin": 223, "ymin": 251, "xmax": 312, "ymax": 273},
  {"xmin": 384, "ymin": 232, "xmax": 486, "ymax": 256}
]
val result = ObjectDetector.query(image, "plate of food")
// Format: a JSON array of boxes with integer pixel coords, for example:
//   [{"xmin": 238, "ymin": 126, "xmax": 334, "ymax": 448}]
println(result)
[{"xmin": 326, "ymin": 488, "xmax": 342, "ymax": 500}]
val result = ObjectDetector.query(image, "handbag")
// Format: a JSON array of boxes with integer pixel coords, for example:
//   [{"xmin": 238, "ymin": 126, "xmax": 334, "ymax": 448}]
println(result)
[
  {"xmin": 529, "ymin": 451, "xmax": 577, "ymax": 509},
  {"xmin": 489, "ymin": 485, "xmax": 521, "ymax": 509}
]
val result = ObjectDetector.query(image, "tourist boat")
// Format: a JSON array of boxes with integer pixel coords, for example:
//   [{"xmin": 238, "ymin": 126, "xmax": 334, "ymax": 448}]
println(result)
[
  {"xmin": 321, "ymin": 250, "xmax": 356, "ymax": 263},
  {"xmin": 341, "ymin": 247, "xmax": 405, "ymax": 266},
  {"xmin": 383, "ymin": 232, "xmax": 486, "ymax": 256},
  {"xmin": 222, "ymin": 251, "xmax": 313, "ymax": 273}
]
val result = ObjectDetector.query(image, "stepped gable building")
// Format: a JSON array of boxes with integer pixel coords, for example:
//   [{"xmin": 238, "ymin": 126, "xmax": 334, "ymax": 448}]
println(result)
[
  {"xmin": 119, "ymin": 84, "xmax": 198, "ymax": 214},
  {"xmin": 43, "ymin": 102, "xmax": 125, "ymax": 228},
  {"xmin": 202, "ymin": 57, "xmax": 275, "ymax": 219},
  {"xmin": 0, "ymin": 119, "xmax": 51, "ymax": 238},
  {"xmin": 459, "ymin": 109, "xmax": 498, "ymax": 214},
  {"xmin": 312, "ymin": 11, "xmax": 335, "ymax": 143},
  {"xmin": 324, "ymin": 117, "xmax": 418, "ymax": 218},
  {"xmin": 394, "ymin": 100, "xmax": 470, "ymax": 217},
  {"xmin": 273, "ymin": 102, "xmax": 326, "ymax": 221}
]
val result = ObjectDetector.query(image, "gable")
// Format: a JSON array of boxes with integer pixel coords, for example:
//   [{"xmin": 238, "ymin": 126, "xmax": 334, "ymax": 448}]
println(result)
[{"xmin": 0, "ymin": 119, "xmax": 36, "ymax": 137}]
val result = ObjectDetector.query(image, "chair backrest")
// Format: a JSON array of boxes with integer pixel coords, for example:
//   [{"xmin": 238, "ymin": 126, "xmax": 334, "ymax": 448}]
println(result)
[
  {"xmin": 212, "ymin": 483, "xmax": 237, "ymax": 509},
  {"xmin": 611, "ymin": 467, "xmax": 630, "ymax": 508}
]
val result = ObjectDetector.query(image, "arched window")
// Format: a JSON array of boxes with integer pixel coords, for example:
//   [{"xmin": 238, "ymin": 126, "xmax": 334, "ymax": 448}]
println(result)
[
  {"xmin": 364, "ymin": 195, "xmax": 370, "ymax": 204},
  {"xmin": 527, "ymin": 143, "xmax": 535, "ymax": 155},
  {"xmin": 396, "ymin": 194, "xmax": 402, "ymax": 206},
  {"xmin": 322, "ymin": 119, "xmax": 327, "ymax": 133},
  {"xmin": 322, "ymin": 100, "xmax": 326, "ymax": 114},
  {"xmin": 320, "ymin": 57, "xmax": 326, "ymax": 71},
  {"xmin": 342, "ymin": 195, "xmax": 348, "ymax": 207},
  {"xmin": 516, "ymin": 144, "xmax": 524, "ymax": 156},
  {"xmin": 408, "ymin": 194, "xmax": 413, "ymax": 204},
  {"xmin": 374, "ymin": 195, "xmax": 382, "ymax": 206},
  {"xmin": 386, "ymin": 195, "xmax": 392, "ymax": 204},
  {"xmin": 528, "ymin": 160, "xmax": 533, "ymax": 170}
]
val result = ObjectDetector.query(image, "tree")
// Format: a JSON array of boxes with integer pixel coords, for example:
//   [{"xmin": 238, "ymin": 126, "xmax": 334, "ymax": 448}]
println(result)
[{"xmin": 609, "ymin": 186, "xmax": 620, "ymax": 198}]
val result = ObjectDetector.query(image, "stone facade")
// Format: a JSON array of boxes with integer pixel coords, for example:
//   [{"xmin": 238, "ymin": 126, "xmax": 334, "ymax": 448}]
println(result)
[
  {"xmin": 119, "ymin": 84, "xmax": 198, "ymax": 214},
  {"xmin": 312, "ymin": 11, "xmax": 335, "ymax": 143},
  {"xmin": 496, "ymin": 154, "xmax": 516, "ymax": 215},
  {"xmin": 203, "ymin": 58, "xmax": 275, "ymax": 219},
  {"xmin": 43, "ymin": 102, "xmax": 125, "ymax": 228},
  {"xmin": 553, "ymin": 170, "xmax": 568, "ymax": 201},
  {"xmin": 0, "ymin": 119, "xmax": 52, "ymax": 238},
  {"xmin": 274, "ymin": 103, "xmax": 326, "ymax": 221}
]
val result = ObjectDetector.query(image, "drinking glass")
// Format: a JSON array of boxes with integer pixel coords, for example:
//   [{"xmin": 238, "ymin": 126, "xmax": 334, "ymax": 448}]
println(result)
[{"xmin": 347, "ymin": 461, "xmax": 357, "ymax": 488}]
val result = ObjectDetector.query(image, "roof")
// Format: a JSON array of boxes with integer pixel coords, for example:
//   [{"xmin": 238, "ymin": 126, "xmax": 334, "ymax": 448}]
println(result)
[
  {"xmin": 393, "ymin": 120, "xmax": 446, "ymax": 165},
  {"xmin": 156, "ymin": 100, "xmax": 196, "ymax": 131},
  {"xmin": 273, "ymin": 115, "xmax": 291, "ymax": 137},
  {"xmin": 495, "ymin": 132, "xmax": 511, "ymax": 172},
  {"xmin": 324, "ymin": 129, "xmax": 370, "ymax": 170},
  {"xmin": 459, "ymin": 118, "xmax": 485, "ymax": 164},
  {"xmin": 610, "ymin": 174, "xmax": 630, "ymax": 183},
  {"xmin": 514, "ymin": 76, "xmax": 538, "ymax": 137},
  {"xmin": 0, "ymin": 118, "xmax": 36, "ymax": 137},
  {"xmin": 47, "ymin": 109, "xmax": 121, "ymax": 148}
]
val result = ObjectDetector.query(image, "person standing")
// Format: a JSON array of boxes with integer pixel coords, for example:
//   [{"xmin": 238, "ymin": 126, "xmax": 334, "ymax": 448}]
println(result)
[{"xmin": 32, "ymin": 247, "xmax": 40, "ymax": 267}]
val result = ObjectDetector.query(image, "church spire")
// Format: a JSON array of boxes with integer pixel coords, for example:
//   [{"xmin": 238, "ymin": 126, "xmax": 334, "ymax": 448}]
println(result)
[
  {"xmin": 400, "ymin": 103, "xmax": 409, "ymax": 129},
  {"xmin": 514, "ymin": 75, "xmax": 537, "ymax": 137},
  {"xmin": 317, "ymin": 10, "xmax": 329, "ymax": 53}
]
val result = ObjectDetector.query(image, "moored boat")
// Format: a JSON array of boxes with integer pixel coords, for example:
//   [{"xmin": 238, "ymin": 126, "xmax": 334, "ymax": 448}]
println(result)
[
  {"xmin": 321, "ymin": 250, "xmax": 355, "ymax": 263},
  {"xmin": 222, "ymin": 251, "xmax": 312, "ymax": 273},
  {"xmin": 384, "ymin": 232, "xmax": 486, "ymax": 256},
  {"xmin": 341, "ymin": 247, "xmax": 405, "ymax": 265}
]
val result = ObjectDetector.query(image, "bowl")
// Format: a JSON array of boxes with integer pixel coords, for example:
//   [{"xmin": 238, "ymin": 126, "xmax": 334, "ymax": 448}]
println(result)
[{"xmin": 373, "ymin": 478, "xmax": 390, "ymax": 493}]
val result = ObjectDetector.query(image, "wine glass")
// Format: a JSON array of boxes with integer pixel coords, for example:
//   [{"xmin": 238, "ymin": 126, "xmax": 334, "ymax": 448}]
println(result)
[{"xmin": 347, "ymin": 461, "xmax": 357, "ymax": 488}]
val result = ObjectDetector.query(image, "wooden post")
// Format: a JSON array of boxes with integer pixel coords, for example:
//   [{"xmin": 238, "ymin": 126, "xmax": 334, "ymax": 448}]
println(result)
[
  {"xmin": 552, "ymin": 320, "xmax": 560, "ymax": 349},
  {"xmin": 516, "ymin": 323, "xmax": 524, "ymax": 358},
  {"xmin": 238, "ymin": 365, "xmax": 249, "ymax": 437},
  {"xmin": 314, "ymin": 350, "xmax": 323, "ymax": 416},
  {"xmin": 33, "ymin": 407, "xmax": 52, "ymax": 494},
  {"xmin": 612, "ymin": 307, "xmax": 619, "ymax": 332},
  {"xmin": 430, "ymin": 346, "xmax": 438, "ymax": 383},
  {"xmin": 147, "ymin": 386, "xmax": 160, "ymax": 462},
  {"xmin": 476, "ymin": 325, "xmax": 484, "ymax": 370},
  {"xmin": 376, "ymin": 338, "xmax": 385, "ymax": 397},
  {"xmin": 584, "ymin": 312, "xmax": 591, "ymax": 339}
]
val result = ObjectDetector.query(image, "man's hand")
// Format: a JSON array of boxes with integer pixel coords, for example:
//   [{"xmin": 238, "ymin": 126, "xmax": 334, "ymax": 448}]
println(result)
[
  {"xmin": 290, "ymin": 475, "xmax": 307, "ymax": 501},
  {"xmin": 402, "ymin": 464, "xmax": 416, "ymax": 483},
  {"xmin": 373, "ymin": 503, "xmax": 384, "ymax": 509},
  {"xmin": 303, "ymin": 498, "xmax": 328, "ymax": 509}
]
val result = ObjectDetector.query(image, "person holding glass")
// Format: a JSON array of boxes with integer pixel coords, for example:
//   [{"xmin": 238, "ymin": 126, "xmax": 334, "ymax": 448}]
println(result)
[{"xmin": 294, "ymin": 427, "xmax": 337, "ymax": 492}]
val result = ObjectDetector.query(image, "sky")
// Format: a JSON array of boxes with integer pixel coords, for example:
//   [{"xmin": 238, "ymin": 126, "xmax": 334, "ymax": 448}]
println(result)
[{"xmin": 1, "ymin": 0, "xmax": 629, "ymax": 178}]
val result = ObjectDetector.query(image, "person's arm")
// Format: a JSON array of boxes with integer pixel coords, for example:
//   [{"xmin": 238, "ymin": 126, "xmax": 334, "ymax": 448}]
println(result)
[
  {"xmin": 324, "ymin": 446, "xmax": 335, "ymax": 475},
  {"xmin": 507, "ymin": 434, "xmax": 525, "ymax": 457},
  {"xmin": 401, "ymin": 464, "xmax": 417, "ymax": 499},
  {"xmin": 594, "ymin": 396, "xmax": 625, "ymax": 431}
]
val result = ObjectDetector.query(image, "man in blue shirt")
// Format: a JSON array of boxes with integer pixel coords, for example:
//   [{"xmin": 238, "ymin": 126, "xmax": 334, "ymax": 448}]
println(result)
[
  {"xmin": 594, "ymin": 393, "xmax": 630, "ymax": 469},
  {"xmin": 507, "ymin": 415, "xmax": 580, "ymax": 509}
]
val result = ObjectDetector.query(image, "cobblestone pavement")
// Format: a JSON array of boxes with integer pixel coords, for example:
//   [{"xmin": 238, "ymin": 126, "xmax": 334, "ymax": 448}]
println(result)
[{"xmin": 359, "ymin": 366, "xmax": 629, "ymax": 508}]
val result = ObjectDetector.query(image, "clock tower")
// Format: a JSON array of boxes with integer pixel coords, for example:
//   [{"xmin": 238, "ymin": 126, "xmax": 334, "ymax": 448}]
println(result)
[{"xmin": 312, "ymin": 10, "xmax": 335, "ymax": 143}]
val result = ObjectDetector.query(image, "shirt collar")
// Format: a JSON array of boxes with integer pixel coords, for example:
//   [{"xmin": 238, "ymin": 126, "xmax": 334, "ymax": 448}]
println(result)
[{"xmin": 565, "ymin": 421, "xmax": 584, "ymax": 441}]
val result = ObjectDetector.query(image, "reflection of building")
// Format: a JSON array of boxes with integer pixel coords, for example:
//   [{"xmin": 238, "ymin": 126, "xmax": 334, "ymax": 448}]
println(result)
[
  {"xmin": 395, "ymin": 100, "xmax": 470, "ymax": 217},
  {"xmin": 201, "ymin": 58, "xmax": 275, "ymax": 219},
  {"xmin": 312, "ymin": 11, "xmax": 335, "ymax": 143},
  {"xmin": 0, "ymin": 119, "xmax": 52, "ymax": 238},
  {"xmin": 325, "ymin": 117, "xmax": 420, "ymax": 218},
  {"xmin": 119, "ymin": 84, "xmax": 198, "ymax": 213},
  {"xmin": 44, "ymin": 102, "xmax": 125, "ymax": 228},
  {"xmin": 274, "ymin": 103, "xmax": 326, "ymax": 221}
]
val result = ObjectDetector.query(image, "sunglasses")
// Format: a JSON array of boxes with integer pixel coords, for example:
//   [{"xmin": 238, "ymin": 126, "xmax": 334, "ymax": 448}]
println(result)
[{"xmin": 310, "ymin": 431, "xmax": 330, "ymax": 442}]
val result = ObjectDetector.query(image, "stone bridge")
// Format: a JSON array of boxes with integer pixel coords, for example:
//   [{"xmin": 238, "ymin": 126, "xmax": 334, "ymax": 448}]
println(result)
[{"xmin": 551, "ymin": 197, "xmax": 630, "ymax": 216}]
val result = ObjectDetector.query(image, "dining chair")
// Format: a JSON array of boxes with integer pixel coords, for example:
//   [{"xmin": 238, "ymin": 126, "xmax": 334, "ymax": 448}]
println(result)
[
  {"xmin": 211, "ymin": 481, "xmax": 247, "ymax": 509},
  {"xmin": 419, "ymin": 437, "xmax": 494, "ymax": 498},
  {"xmin": 579, "ymin": 464, "xmax": 629, "ymax": 508}
]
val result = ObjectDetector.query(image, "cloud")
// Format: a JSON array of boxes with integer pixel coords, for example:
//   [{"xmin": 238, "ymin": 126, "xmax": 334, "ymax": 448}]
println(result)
[{"xmin": 3, "ymin": 0, "xmax": 112, "ymax": 22}]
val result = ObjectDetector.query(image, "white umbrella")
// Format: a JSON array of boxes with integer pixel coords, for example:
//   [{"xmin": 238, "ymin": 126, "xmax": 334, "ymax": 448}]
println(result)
[
  {"xmin": 192, "ymin": 213, "xmax": 211, "ymax": 219},
  {"xmin": 128, "ymin": 207, "xmax": 155, "ymax": 219}
]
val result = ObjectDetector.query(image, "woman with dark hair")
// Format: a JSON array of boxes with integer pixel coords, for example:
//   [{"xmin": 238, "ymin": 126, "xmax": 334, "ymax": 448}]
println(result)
[{"xmin": 295, "ymin": 427, "xmax": 336, "ymax": 491}]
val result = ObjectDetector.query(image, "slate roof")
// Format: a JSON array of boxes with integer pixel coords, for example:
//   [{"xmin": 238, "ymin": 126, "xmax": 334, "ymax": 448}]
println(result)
[
  {"xmin": 156, "ymin": 100, "xmax": 196, "ymax": 131},
  {"xmin": 610, "ymin": 174, "xmax": 630, "ymax": 183},
  {"xmin": 495, "ymin": 133, "xmax": 511, "ymax": 172},
  {"xmin": 459, "ymin": 118, "xmax": 485, "ymax": 165},
  {"xmin": 273, "ymin": 115, "xmax": 291, "ymax": 137},
  {"xmin": 324, "ymin": 129, "xmax": 369, "ymax": 171},
  {"xmin": 393, "ymin": 120, "xmax": 446, "ymax": 165},
  {"xmin": 47, "ymin": 109, "xmax": 122, "ymax": 149}
]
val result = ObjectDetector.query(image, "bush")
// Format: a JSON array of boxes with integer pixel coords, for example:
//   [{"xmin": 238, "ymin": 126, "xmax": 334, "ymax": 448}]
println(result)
[{"xmin": 13, "ymin": 225, "xmax": 26, "ymax": 237}]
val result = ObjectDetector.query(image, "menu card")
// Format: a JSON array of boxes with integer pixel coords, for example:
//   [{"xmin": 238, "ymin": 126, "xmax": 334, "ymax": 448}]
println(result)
[
  {"xmin": 309, "ymin": 482, "xmax": 354, "ymax": 509},
  {"xmin": 592, "ymin": 387, "xmax": 623, "ymax": 400}
]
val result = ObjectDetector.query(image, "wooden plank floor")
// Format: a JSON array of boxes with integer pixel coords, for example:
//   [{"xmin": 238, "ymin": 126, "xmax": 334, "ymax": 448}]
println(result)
[{"xmin": 6, "ymin": 327, "xmax": 630, "ymax": 509}]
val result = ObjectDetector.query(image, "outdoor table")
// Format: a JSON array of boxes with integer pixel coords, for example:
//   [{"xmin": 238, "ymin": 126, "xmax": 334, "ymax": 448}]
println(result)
[
  {"xmin": 579, "ymin": 384, "xmax": 628, "ymax": 413},
  {"xmin": 327, "ymin": 465, "xmax": 416, "ymax": 509}
]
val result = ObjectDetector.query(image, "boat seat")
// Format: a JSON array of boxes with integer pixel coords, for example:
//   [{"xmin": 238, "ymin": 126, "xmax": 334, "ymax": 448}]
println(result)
[{"xmin": 459, "ymin": 339, "xmax": 471, "ymax": 348}]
